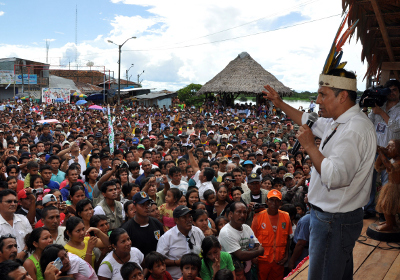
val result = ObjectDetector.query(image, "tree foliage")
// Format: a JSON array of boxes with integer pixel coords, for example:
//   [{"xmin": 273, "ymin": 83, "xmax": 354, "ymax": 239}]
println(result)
[{"xmin": 176, "ymin": 83, "xmax": 204, "ymax": 107}]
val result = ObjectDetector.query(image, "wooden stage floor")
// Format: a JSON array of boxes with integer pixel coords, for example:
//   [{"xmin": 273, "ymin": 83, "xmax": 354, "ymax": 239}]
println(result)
[{"xmin": 286, "ymin": 217, "xmax": 400, "ymax": 280}]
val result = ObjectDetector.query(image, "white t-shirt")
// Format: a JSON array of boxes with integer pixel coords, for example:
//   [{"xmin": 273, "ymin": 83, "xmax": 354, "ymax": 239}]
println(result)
[
  {"xmin": 93, "ymin": 205, "xmax": 126, "ymax": 220},
  {"xmin": 68, "ymin": 253, "xmax": 98, "ymax": 280},
  {"xmin": 98, "ymin": 248, "xmax": 144, "ymax": 280},
  {"xmin": 170, "ymin": 181, "xmax": 189, "ymax": 195},
  {"xmin": 218, "ymin": 223, "xmax": 259, "ymax": 253}
]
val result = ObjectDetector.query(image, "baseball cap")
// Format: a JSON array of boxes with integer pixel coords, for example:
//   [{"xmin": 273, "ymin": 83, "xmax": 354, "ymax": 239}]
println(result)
[
  {"xmin": 262, "ymin": 162, "xmax": 271, "ymax": 169},
  {"xmin": 256, "ymin": 150, "xmax": 263, "ymax": 156},
  {"xmin": 37, "ymin": 152, "xmax": 46, "ymax": 157},
  {"xmin": 137, "ymin": 144, "xmax": 145, "ymax": 149},
  {"xmin": 283, "ymin": 173, "xmax": 294, "ymax": 180},
  {"xmin": 95, "ymin": 132, "xmax": 102, "ymax": 138},
  {"xmin": 221, "ymin": 134, "xmax": 228, "ymax": 139},
  {"xmin": 243, "ymin": 160, "xmax": 254, "ymax": 167},
  {"xmin": 100, "ymin": 153, "xmax": 110, "ymax": 160},
  {"xmin": 232, "ymin": 154, "xmax": 240, "ymax": 159},
  {"xmin": 219, "ymin": 157, "xmax": 228, "ymax": 163},
  {"xmin": 42, "ymin": 194, "xmax": 57, "ymax": 205},
  {"xmin": 231, "ymin": 138, "xmax": 238, "ymax": 143},
  {"xmin": 173, "ymin": 205, "xmax": 195, "ymax": 218},
  {"xmin": 247, "ymin": 173, "xmax": 261, "ymax": 184},
  {"xmin": 18, "ymin": 189, "xmax": 29, "ymax": 200},
  {"xmin": 267, "ymin": 189, "xmax": 282, "ymax": 200},
  {"xmin": 132, "ymin": 138, "xmax": 140, "ymax": 145},
  {"xmin": 132, "ymin": 191, "xmax": 150, "ymax": 204},
  {"xmin": 240, "ymin": 140, "xmax": 247, "ymax": 144},
  {"xmin": 62, "ymin": 141, "xmax": 70, "ymax": 146},
  {"xmin": 281, "ymin": 155, "xmax": 289, "ymax": 161},
  {"xmin": 149, "ymin": 135, "xmax": 157, "ymax": 140}
]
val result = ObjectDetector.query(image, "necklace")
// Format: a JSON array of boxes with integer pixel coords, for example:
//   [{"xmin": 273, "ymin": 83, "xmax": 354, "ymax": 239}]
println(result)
[{"xmin": 114, "ymin": 250, "xmax": 129, "ymax": 264}]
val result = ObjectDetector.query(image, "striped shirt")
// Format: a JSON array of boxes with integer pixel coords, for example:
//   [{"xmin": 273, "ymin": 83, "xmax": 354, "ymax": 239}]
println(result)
[{"xmin": 368, "ymin": 102, "xmax": 400, "ymax": 146}]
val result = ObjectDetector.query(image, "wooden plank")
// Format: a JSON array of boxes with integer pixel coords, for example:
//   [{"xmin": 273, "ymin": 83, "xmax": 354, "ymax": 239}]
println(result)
[
  {"xmin": 383, "ymin": 252, "xmax": 400, "ymax": 280},
  {"xmin": 353, "ymin": 218, "xmax": 380, "ymax": 272},
  {"xmin": 354, "ymin": 243, "xmax": 399, "ymax": 280},
  {"xmin": 381, "ymin": 62, "xmax": 400, "ymax": 71}
]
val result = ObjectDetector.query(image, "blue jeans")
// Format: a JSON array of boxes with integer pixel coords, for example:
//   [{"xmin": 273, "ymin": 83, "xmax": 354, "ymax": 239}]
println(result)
[
  {"xmin": 308, "ymin": 208, "xmax": 363, "ymax": 280},
  {"xmin": 364, "ymin": 154, "xmax": 388, "ymax": 214}
]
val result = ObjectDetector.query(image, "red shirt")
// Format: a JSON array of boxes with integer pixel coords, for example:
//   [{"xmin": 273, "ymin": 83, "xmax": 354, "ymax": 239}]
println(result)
[{"xmin": 148, "ymin": 271, "xmax": 173, "ymax": 280}]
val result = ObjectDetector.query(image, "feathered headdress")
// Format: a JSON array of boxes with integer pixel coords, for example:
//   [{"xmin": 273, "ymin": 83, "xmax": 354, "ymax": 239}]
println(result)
[{"xmin": 319, "ymin": 6, "xmax": 359, "ymax": 92}]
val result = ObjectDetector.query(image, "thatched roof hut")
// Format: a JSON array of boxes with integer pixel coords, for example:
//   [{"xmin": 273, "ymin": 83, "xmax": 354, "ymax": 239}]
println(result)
[
  {"xmin": 343, "ymin": 0, "xmax": 400, "ymax": 83},
  {"xmin": 197, "ymin": 52, "xmax": 291, "ymax": 97}
]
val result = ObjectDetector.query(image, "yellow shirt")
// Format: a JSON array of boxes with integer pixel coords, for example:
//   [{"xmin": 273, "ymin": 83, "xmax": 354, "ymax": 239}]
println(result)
[{"xmin": 64, "ymin": 236, "xmax": 95, "ymax": 267}]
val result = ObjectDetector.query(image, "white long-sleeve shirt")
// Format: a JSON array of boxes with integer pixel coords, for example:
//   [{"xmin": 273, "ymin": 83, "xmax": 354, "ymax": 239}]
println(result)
[{"xmin": 304, "ymin": 105, "xmax": 377, "ymax": 213}]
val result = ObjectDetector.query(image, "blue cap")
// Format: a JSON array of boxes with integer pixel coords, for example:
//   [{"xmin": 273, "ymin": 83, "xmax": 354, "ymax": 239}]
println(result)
[
  {"xmin": 132, "ymin": 191, "xmax": 150, "ymax": 205},
  {"xmin": 132, "ymin": 137, "xmax": 140, "ymax": 145},
  {"xmin": 243, "ymin": 160, "xmax": 254, "ymax": 167}
]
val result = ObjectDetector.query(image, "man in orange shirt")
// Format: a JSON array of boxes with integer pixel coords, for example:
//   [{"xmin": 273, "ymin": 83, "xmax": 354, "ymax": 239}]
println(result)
[{"xmin": 251, "ymin": 190, "xmax": 292, "ymax": 280}]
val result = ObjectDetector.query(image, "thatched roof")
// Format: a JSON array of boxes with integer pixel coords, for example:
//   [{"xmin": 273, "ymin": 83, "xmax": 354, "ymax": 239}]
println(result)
[
  {"xmin": 343, "ymin": 0, "xmax": 400, "ymax": 79},
  {"xmin": 197, "ymin": 52, "xmax": 291, "ymax": 96}
]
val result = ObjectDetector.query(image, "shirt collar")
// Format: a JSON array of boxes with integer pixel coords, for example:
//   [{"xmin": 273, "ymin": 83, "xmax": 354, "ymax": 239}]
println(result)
[{"xmin": 333, "ymin": 104, "xmax": 361, "ymax": 124}]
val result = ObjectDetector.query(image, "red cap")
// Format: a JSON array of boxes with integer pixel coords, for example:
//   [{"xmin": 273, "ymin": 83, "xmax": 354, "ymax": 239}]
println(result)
[
  {"xmin": 267, "ymin": 189, "xmax": 282, "ymax": 200},
  {"xmin": 18, "ymin": 189, "xmax": 28, "ymax": 200}
]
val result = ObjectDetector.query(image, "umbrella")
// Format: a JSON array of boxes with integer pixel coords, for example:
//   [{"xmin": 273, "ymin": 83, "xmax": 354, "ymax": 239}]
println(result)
[
  {"xmin": 71, "ymin": 92, "xmax": 80, "ymax": 96},
  {"xmin": 78, "ymin": 94, "xmax": 88, "ymax": 98},
  {"xmin": 20, "ymin": 96, "xmax": 29, "ymax": 100},
  {"xmin": 88, "ymin": 105, "xmax": 103, "ymax": 110},
  {"xmin": 37, "ymin": 119, "xmax": 60, "ymax": 124},
  {"xmin": 76, "ymin": 100, "xmax": 87, "ymax": 105},
  {"xmin": 55, "ymin": 98, "xmax": 64, "ymax": 103}
]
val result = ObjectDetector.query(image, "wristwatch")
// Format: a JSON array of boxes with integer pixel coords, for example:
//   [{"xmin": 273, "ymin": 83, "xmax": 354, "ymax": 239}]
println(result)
[{"xmin": 22, "ymin": 249, "xmax": 29, "ymax": 255}]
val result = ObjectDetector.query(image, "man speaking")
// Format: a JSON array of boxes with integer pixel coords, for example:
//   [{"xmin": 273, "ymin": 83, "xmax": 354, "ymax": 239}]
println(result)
[{"xmin": 263, "ymin": 68, "xmax": 376, "ymax": 280}]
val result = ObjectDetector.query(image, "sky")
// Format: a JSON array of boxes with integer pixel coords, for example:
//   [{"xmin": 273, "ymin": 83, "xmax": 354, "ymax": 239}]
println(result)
[{"xmin": 0, "ymin": 0, "xmax": 368, "ymax": 92}]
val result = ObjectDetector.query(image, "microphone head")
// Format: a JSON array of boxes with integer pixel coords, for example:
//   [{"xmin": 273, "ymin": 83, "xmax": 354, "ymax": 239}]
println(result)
[{"xmin": 308, "ymin": 112, "xmax": 319, "ymax": 122}]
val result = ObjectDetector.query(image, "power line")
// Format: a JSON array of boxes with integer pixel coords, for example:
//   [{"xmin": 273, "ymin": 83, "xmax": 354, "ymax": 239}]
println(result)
[
  {"xmin": 125, "ymin": 13, "xmax": 341, "ymax": 52},
  {"xmin": 157, "ymin": 0, "xmax": 321, "ymax": 48}
]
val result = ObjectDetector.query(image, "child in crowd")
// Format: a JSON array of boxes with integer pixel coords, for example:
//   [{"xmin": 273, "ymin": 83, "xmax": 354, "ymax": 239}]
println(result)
[
  {"xmin": 121, "ymin": 262, "xmax": 144, "ymax": 280},
  {"xmin": 158, "ymin": 188, "xmax": 181, "ymax": 231},
  {"xmin": 178, "ymin": 253, "xmax": 202, "ymax": 280},
  {"xmin": 200, "ymin": 236, "xmax": 235, "ymax": 280},
  {"xmin": 145, "ymin": 251, "xmax": 173, "ymax": 280},
  {"xmin": 214, "ymin": 216, "xmax": 228, "ymax": 236},
  {"xmin": 24, "ymin": 161, "xmax": 40, "ymax": 188},
  {"xmin": 203, "ymin": 189, "xmax": 216, "ymax": 217}
]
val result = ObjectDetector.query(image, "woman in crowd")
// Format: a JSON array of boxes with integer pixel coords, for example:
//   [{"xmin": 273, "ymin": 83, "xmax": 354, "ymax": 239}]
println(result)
[
  {"xmin": 64, "ymin": 216, "xmax": 110, "ymax": 268},
  {"xmin": 83, "ymin": 166, "xmax": 98, "ymax": 200},
  {"xmin": 193, "ymin": 209, "xmax": 215, "ymax": 236},
  {"xmin": 213, "ymin": 185, "xmax": 229, "ymax": 219},
  {"xmin": 124, "ymin": 200, "xmax": 136, "ymax": 222},
  {"xmin": 76, "ymin": 199, "xmax": 95, "ymax": 231},
  {"xmin": 231, "ymin": 186, "xmax": 244, "ymax": 202},
  {"xmin": 98, "ymin": 228, "xmax": 144, "ymax": 280},
  {"xmin": 186, "ymin": 188, "xmax": 200, "ymax": 209},
  {"xmin": 66, "ymin": 183, "xmax": 87, "ymax": 216},
  {"xmin": 24, "ymin": 227, "xmax": 54, "ymax": 280}
]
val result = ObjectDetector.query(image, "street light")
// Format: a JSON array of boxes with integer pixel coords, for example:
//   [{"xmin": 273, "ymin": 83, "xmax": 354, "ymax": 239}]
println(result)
[
  {"xmin": 126, "ymin": 64, "xmax": 134, "ymax": 87},
  {"xmin": 108, "ymin": 36, "xmax": 136, "ymax": 105}
]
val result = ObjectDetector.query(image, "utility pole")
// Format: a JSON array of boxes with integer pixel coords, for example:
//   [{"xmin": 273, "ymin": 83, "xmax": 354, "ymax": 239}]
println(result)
[{"xmin": 126, "ymin": 64, "xmax": 134, "ymax": 87}]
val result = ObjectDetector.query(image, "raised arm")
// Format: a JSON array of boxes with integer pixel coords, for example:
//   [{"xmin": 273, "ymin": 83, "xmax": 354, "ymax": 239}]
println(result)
[
  {"xmin": 262, "ymin": 85, "xmax": 304, "ymax": 125},
  {"xmin": 188, "ymin": 146, "xmax": 199, "ymax": 173}
]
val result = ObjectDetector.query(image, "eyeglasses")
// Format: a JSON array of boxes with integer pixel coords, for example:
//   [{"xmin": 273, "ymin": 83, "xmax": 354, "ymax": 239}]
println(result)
[{"xmin": 2, "ymin": 200, "xmax": 18, "ymax": 204}]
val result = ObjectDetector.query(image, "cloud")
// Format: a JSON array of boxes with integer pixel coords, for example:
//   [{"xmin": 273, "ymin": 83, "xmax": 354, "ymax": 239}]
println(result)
[
  {"xmin": 55, "ymin": 31, "xmax": 65, "ymax": 35},
  {"xmin": 0, "ymin": 11, "xmax": 4, "ymax": 16}
]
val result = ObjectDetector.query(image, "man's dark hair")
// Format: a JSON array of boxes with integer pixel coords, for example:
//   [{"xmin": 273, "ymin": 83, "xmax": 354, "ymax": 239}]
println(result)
[
  {"xmin": 272, "ymin": 177, "xmax": 284, "ymax": 186},
  {"xmin": 0, "ymin": 235, "xmax": 16, "ymax": 253},
  {"xmin": 144, "ymin": 251, "xmax": 166, "ymax": 270},
  {"xmin": 326, "ymin": 68, "xmax": 357, "ymax": 102},
  {"xmin": 101, "ymin": 181, "xmax": 117, "ymax": 193},
  {"xmin": 40, "ymin": 164, "xmax": 52, "ymax": 173},
  {"xmin": 229, "ymin": 201, "xmax": 247, "ymax": 212},
  {"xmin": 121, "ymin": 262, "xmax": 142, "ymax": 280},
  {"xmin": 41, "ymin": 206, "xmax": 59, "ymax": 219},
  {"xmin": 89, "ymin": 154, "xmax": 100, "ymax": 163},
  {"xmin": 26, "ymin": 161, "xmax": 39, "ymax": 170},
  {"xmin": 203, "ymin": 189, "xmax": 215, "ymax": 201},
  {"xmin": 198, "ymin": 158, "xmax": 210, "ymax": 170},
  {"xmin": 168, "ymin": 166, "xmax": 182, "ymax": 177},
  {"xmin": 122, "ymin": 183, "xmax": 139, "ymax": 197},
  {"xmin": 0, "ymin": 260, "xmax": 22, "ymax": 280},
  {"xmin": 179, "ymin": 253, "xmax": 202, "ymax": 271},
  {"xmin": 384, "ymin": 79, "xmax": 400, "ymax": 91},
  {"xmin": 203, "ymin": 167, "xmax": 215, "ymax": 182},
  {"xmin": 0, "ymin": 189, "xmax": 17, "ymax": 202}
]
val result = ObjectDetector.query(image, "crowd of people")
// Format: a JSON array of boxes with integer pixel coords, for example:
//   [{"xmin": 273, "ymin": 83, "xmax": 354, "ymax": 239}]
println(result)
[{"xmin": 0, "ymin": 77, "xmax": 398, "ymax": 280}]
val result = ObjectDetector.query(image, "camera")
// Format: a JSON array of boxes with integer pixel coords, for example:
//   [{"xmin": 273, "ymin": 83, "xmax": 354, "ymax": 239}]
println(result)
[
  {"xmin": 118, "ymin": 161, "xmax": 129, "ymax": 169},
  {"xmin": 359, "ymin": 86, "xmax": 391, "ymax": 107},
  {"xmin": 32, "ymin": 188, "xmax": 44, "ymax": 196},
  {"xmin": 254, "ymin": 203, "xmax": 267, "ymax": 210},
  {"xmin": 156, "ymin": 177, "xmax": 163, "ymax": 183}
]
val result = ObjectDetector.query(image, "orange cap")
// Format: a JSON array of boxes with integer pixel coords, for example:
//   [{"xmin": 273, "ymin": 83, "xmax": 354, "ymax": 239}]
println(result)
[{"xmin": 267, "ymin": 189, "xmax": 282, "ymax": 200}]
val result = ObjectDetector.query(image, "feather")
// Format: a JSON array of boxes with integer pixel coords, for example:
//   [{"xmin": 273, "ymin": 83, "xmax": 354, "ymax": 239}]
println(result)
[{"xmin": 322, "ymin": 5, "xmax": 358, "ymax": 74}]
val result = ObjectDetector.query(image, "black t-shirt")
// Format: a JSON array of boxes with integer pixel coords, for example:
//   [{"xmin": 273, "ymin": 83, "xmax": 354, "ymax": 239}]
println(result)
[
  {"xmin": 121, "ymin": 216, "xmax": 164, "ymax": 257},
  {"xmin": 251, "ymin": 194, "xmax": 262, "ymax": 203}
]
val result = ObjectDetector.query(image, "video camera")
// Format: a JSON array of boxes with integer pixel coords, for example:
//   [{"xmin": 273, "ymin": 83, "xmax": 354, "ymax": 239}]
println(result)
[
  {"xmin": 254, "ymin": 203, "xmax": 267, "ymax": 210},
  {"xmin": 359, "ymin": 86, "xmax": 391, "ymax": 107}
]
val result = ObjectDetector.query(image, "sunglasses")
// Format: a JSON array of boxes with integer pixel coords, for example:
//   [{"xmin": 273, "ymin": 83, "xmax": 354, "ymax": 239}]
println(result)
[
  {"xmin": 2, "ymin": 200, "xmax": 18, "ymax": 204},
  {"xmin": 0, "ymin": 234, "xmax": 16, "ymax": 240}
]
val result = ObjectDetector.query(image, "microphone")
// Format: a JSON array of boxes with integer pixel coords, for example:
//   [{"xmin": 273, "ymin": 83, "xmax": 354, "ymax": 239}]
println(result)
[{"xmin": 291, "ymin": 112, "xmax": 318, "ymax": 154}]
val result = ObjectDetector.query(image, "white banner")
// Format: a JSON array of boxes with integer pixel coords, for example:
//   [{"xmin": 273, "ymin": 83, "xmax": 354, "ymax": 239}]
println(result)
[{"xmin": 42, "ymin": 88, "xmax": 71, "ymax": 104}]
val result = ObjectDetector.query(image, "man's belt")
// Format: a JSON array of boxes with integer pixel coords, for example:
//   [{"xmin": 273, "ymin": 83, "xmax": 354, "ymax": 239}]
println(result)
[{"xmin": 310, "ymin": 203, "xmax": 324, "ymax": 213}]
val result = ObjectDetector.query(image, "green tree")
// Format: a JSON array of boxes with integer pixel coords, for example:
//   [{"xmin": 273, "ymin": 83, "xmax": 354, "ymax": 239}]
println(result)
[{"xmin": 176, "ymin": 83, "xmax": 204, "ymax": 107}]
